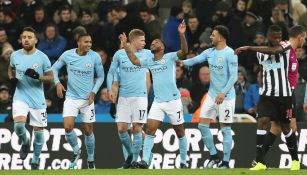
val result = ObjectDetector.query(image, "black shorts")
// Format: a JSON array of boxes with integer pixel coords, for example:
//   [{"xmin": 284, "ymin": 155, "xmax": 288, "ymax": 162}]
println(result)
[
  {"xmin": 291, "ymin": 89, "xmax": 297, "ymax": 118},
  {"xmin": 257, "ymin": 95, "xmax": 292, "ymax": 124}
]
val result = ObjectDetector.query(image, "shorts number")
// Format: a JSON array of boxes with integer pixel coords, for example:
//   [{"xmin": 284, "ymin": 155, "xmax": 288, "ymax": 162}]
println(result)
[
  {"xmin": 139, "ymin": 110, "xmax": 146, "ymax": 120},
  {"xmin": 225, "ymin": 109, "xmax": 230, "ymax": 118},
  {"xmin": 177, "ymin": 111, "xmax": 181, "ymax": 122},
  {"xmin": 41, "ymin": 112, "xmax": 47, "ymax": 122},
  {"xmin": 90, "ymin": 109, "xmax": 94, "ymax": 120}
]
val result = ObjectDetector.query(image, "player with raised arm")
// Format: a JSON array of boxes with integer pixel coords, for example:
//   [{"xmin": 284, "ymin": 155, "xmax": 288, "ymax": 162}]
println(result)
[
  {"xmin": 8, "ymin": 27, "xmax": 53, "ymax": 170},
  {"xmin": 52, "ymin": 33, "xmax": 104, "ymax": 169},
  {"xmin": 180, "ymin": 25, "xmax": 238, "ymax": 169},
  {"xmin": 120, "ymin": 20, "xmax": 188, "ymax": 169},
  {"xmin": 107, "ymin": 29, "xmax": 152, "ymax": 168},
  {"xmin": 235, "ymin": 25, "xmax": 305, "ymax": 171}
]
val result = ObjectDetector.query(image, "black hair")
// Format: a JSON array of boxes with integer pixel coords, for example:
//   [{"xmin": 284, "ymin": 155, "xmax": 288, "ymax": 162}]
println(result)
[
  {"xmin": 22, "ymin": 27, "xmax": 38, "ymax": 38},
  {"xmin": 267, "ymin": 25, "xmax": 282, "ymax": 34},
  {"xmin": 213, "ymin": 25, "xmax": 229, "ymax": 41},
  {"xmin": 77, "ymin": 33, "xmax": 91, "ymax": 41}
]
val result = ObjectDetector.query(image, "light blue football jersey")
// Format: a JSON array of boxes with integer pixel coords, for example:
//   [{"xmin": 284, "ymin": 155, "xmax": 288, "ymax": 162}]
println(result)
[
  {"xmin": 52, "ymin": 49, "xmax": 104, "ymax": 100},
  {"xmin": 10, "ymin": 49, "xmax": 52, "ymax": 109},
  {"xmin": 183, "ymin": 47, "xmax": 238, "ymax": 100},
  {"xmin": 107, "ymin": 49, "xmax": 152, "ymax": 97},
  {"xmin": 140, "ymin": 52, "xmax": 180, "ymax": 102}
]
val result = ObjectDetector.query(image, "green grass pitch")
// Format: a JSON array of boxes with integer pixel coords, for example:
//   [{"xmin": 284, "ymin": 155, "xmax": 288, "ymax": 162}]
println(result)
[{"xmin": 1, "ymin": 169, "xmax": 305, "ymax": 175}]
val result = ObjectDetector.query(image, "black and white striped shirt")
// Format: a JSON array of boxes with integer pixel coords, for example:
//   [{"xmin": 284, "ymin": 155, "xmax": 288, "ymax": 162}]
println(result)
[{"xmin": 257, "ymin": 41, "xmax": 292, "ymax": 97}]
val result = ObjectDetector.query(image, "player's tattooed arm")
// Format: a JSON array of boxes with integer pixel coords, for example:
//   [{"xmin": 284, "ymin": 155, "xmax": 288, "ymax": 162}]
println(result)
[
  {"xmin": 119, "ymin": 32, "xmax": 141, "ymax": 66},
  {"xmin": 177, "ymin": 20, "xmax": 188, "ymax": 59},
  {"xmin": 39, "ymin": 70, "xmax": 54, "ymax": 83}
]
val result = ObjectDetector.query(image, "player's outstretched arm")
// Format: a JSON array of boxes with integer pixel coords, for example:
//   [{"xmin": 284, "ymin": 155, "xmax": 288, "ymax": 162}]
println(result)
[
  {"xmin": 119, "ymin": 33, "xmax": 141, "ymax": 66},
  {"xmin": 235, "ymin": 45, "xmax": 284, "ymax": 55},
  {"xmin": 177, "ymin": 20, "xmax": 188, "ymax": 59}
]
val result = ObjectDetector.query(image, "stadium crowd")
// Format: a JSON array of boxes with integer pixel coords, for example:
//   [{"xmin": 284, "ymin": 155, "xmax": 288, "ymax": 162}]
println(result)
[{"xmin": 0, "ymin": 0, "xmax": 307, "ymax": 121}]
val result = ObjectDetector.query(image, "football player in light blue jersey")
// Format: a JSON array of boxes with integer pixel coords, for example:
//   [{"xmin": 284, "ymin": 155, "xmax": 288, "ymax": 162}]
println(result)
[
  {"xmin": 107, "ymin": 29, "xmax": 152, "ymax": 168},
  {"xmin": 119, "ymin": 21, "xmax": 188, "ymax": 169},
  {"xmin": 181, "ymin": 25, "xmax": 238, "ymax": 169},
  {"xmin": 8, "ymin": 27, "xmax": 53, "ymax": 170},
  {"xmin": 52, "ymin": 33, "xmax": 104, "ymax": 169}
]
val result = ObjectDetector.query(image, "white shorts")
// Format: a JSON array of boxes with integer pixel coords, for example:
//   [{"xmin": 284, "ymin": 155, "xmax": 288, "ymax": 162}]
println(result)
[
  {"xmin": 63, "ymin": 99, "xmax": 95, "ymax": 123},
  {"xmin": 116, "ymin": 97, "xmax": 148, "ymax": 124},
  {"xmin": 199, "ymin": 95, "xmax": 235, "ymax": 123},
  {"xmin": 148, "ymin": 98, "xmax": 184, "ymax": 125},
  {"xmin": 13, "ymin": 101, "xmax": 47, "ymax": 127}
]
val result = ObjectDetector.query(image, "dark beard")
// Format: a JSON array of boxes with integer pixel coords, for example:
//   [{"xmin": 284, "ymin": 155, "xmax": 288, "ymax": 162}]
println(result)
[
  {"xmin": 151, "ymin": 49, "xmax": 159, "ymax": 54},
  {"xmin": 23, "ymin": 45, "xmax": 34, "ymax": 51}
]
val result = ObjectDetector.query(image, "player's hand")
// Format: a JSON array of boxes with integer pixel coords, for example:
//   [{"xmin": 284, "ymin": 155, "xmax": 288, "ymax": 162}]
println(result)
[
  {"xmin": 303, "ymin": 103, "xmax": 307, "ymax": 113},
  {"xmin": 108, "ymin": 91, "xmax": 117, "ymax": 103},
  {"xmin": 176, "ymin": 60, "xmax": 184, "ymax": 67},
  {"xmin": 119, "ymin": 32, "xmax": 127, "ymax": 46},
  {"xmin": 88, "ymin": 92, "xmax": 95, "ymax": 105},
  {"xmin": 25, "ymin": 68, "xmax": 40, "ymax": 79},
  {"xmin": 234, "ymin": 46, "xmax": 250, "ymax": 55},
  {"xmin": 178, "ymin": 20, "xmax": 186, "ymax": 34},
  {"xmin": 215, "ymin": 93, "xmax": 225, "ymax": 104},
  {"xmin": 248, "ymin": 107, "xmax": 256, "ymax": 114},
  {"xmin": 286, "ymin": 108, "xmax": 292, "ymax": 119},
  {"xmin": 56, "ymin": 82, "xmax": 66, "ymax": 99}
]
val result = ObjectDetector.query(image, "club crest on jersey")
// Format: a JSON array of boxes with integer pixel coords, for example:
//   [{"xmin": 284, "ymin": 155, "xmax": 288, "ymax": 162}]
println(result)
[
  {"xmin": 32, "ymin": 63, "xmax": 39, "ymax": 69},
  {"xmin": 86, "ymin": 63, "xmax": 92, "ymax": 68},
  {"xmin": 217, "ymin": 57, "xmax": 223, "ymax": 62}
]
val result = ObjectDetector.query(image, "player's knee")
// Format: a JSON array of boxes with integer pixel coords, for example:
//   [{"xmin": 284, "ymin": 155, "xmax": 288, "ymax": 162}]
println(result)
[
  {"xmin": 280, "ymin": 123, "xmax": 291, "ymax": 134},
  {"xmin": 132, "ymin": 124, "xmax": 142, "ymax": 133},
  {"xmin": 145, "ymin": 127, "xmax": 155, "ymax": 136},
  {"xmin": 173, "ymin": 125, "xmax": 185, "ymax": 138},
  {"xmin": 14, "ymin": 122, "xmax": 25, "ymax": 135}
]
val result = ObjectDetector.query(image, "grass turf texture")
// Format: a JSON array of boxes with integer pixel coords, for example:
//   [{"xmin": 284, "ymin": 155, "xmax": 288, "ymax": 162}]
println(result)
[{"xmin": 1, "ymin": 169, "xmax": 305, "ymax": 175}]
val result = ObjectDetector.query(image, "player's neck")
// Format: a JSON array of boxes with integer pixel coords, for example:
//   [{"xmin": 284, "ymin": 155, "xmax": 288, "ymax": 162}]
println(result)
[
  {"xmin": 154, "ymin": 52, "xmax": 164, "ymax": 60},
  {"xmin": 215, "ymin": 42, "xmax": 227, "ymax": 50},
  {"xmin": 76, "ymin": 48, "xmax": 87, "ymax": 56},
  {"xmin": 23, "ymin": 48, "xmax": 36, "ymax": 55}
]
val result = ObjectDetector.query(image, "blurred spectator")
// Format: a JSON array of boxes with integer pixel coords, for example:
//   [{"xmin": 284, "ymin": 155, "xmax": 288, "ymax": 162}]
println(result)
[
  {"xmin": 176, "ymin": 65, "xmax": 191, "ymax": 89},
  {"xmin": 0, "ymin": 9, "xmax": 4, "ymax": 24},
  {"xmin": 45, "ymin": 0, "xmax": 70, "ymax": 19},
  {"xmin": 234, "ymin": 66, "xmax": 250, "ymax": 113},
  {"xmin": 180, "ymin": 88, "xmax": 197, "ymax": 114},
  {"xmin": 0, "ymin": 0, "xmax": 16, "ymax": 12},
  {"xmin": 66, "ymin": 25, "xmax": 86, "ymax": 49},
  {"xmin": 163, "ymin": 6, "xmax": 184, "ymax": 52},
  {"xmin": 2, "ymin": 9, "xmax": 23, "ymax": 48},
  {"xmin": 139, "ymin": 7, "xmax": 162, "ymax": 43},
  {"xmin": 55, "ymin": 5, "xmax": 78, "ymax": 44},
  {"xmin": 297, "ymin": 47, "xmax": 307, "ymax": 81},
  {"xmin": 189, "ymin": 65, "xmax": 210, "ymax": 106},
  {"xmin": 212, "ymin": 1, "xmax": 245, "ymax": 48},
  {"xmin": 71, "ymin": 0, "xmax": 98, "ymax": 16},
  {"xmin": 241, "ymin": 11, "xmax": 263, "ymax": 45},
  {"xmin": 266, "ymin": 7, "xmax": 288, "ymax": 40},
  {"xmin": 112, "ymin": 6, "xmax": 150, "ymax": 46},
  {"xmin": 244, "ymin": 71, "xmax": 261, "ymax": 117},
  {"xmin": 186, "ymin": 15, "xmax": 202, "ymax": 52},
  {"xmin": 0, "ymin": 42, "xmax": 13, "ymax": 86},
  {"xmin": 31, "ymin": 5, "xmax": 48, "ymax": 39},
  {"xmin": 249, "ymin": 0, "xmax": 275, "ymax": 28},
  {"xmin": 95, "ymin": 87, "xmax": 111, "ymax": 114},
  {"xmin": 0, "ymin": 85, "xmax": 12, "ymax": 114},
  {"xmin": 194, "ymin": 0, "xmax": 218, "ymax": 29},
  {"xmin": 182, "ymin": 0, "xmax": 193, "ymax": 22},
  {"xmin": 199, "ymin": 27, "xmax": 212, "ymax": 50},
  {"xmin": 233, "ymin": 0, "xmax": 247, "ymax": 21},
  {"xmin": 0, "ymin": 27, "xmax": 8, "ymax": 55},
  {"xmin": 254, "ymin": 32, "xmax": 266, "ymax": 46},
  {"xmin": 37, "ymin": 23, "xmax": 67, "ymax": 64},
  {"xmin": 78, "ymin": 9, "xmax": 98, "ymax": 36},
  {"xmin": 17, "ymin": 0, "xmax": 42, "ymax": 25},
  {"xmin": 96, "ymin": 47, "xmax": 111, "ymax": 85},
  {"xmin": 292, "ymin": 2, "xmax": 306, "ymax": 25},
  {"xmin": 274, "ymin": 0, "xmax": 293, "ymax": 27},
  {"xmin": 126, "ymin": 0, "xmax": 160, "ymax": 17},
  {"xmin": 97, "ymin": 0, "xmax": 121, "ymax": 23},
  {"xmin": 294, "ymin": 3, "xmax": 307, "ymax": 30}
]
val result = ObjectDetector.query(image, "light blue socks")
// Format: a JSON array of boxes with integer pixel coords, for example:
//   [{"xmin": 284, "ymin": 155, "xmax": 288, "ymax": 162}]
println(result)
[
  {"xmin": 132, "ymin": 132, "xmax": 142, "ymax": 162},
  {"xmin": 142, "ymin": 134, "xmax": 155, "ymax": 164},
  {"xmin": 85, "ymin": 133, "xmax": 95, "ymax": 161},
  {"xmin": 221, "ymin": 127, "xmax": 232, "ymax": 162},
  {"xmin": 179, "ymin": 136, "xmax": 187, "ymax": 165},
  {"xmin": 65, "ymin": 130, "xmax": 80, "ymax": 154},
  {"xmin": 198, "ymin": 124, "xmax": 217, "ymax": 156},
  {"xmin": 118, "ymin": 132, "xmax": 132, "ymax": 156},
  {"xmin": 14, "ymin": 122, "xmax": 29, "ymax": 145},
  {"xmin": 32, "ymin": 130, "xmax": 44, "ymax": 164}
]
